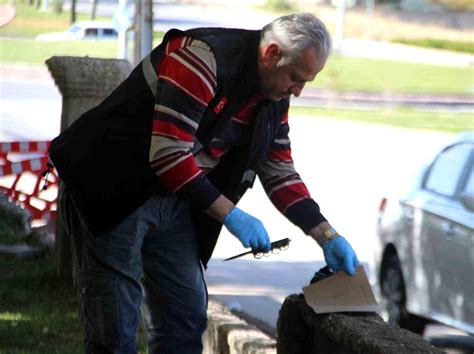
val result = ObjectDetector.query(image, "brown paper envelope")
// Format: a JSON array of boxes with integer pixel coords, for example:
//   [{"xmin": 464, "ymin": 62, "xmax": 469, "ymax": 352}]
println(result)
[{"xmin": 302, "ymin": 265, "xmax": 379, "ymax": 314}]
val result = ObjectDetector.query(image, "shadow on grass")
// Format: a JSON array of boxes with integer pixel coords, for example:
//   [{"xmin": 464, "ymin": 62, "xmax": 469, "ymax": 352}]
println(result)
[
  {"xmin": 0, "ymin": 254, "xmax": 149, "ymax": 353},
  {"xmin": 0, "ymin": 255, "xmax": 84, "ymax": 353}
]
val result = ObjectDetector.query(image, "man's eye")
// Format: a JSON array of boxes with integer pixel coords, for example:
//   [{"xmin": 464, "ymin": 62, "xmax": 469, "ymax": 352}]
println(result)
[{"xmin": 290, "ymin": 74, "xmax": 304, "ymax": 84}]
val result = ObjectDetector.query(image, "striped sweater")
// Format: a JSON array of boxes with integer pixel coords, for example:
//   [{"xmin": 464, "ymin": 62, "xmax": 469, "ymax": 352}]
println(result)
[{"xmin": 149, "ymin": 35, "xmax": 314, "ymax": 219}]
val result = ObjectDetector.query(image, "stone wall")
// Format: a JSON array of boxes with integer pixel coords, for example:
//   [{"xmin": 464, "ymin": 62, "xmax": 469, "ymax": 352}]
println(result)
[
  {"xmin": 205, "ymin": 299, "xmax": 276, "ymax": 354},
  {"xmin": 277, "ymin": 294, "xmax": 443, "ymax": 354}
]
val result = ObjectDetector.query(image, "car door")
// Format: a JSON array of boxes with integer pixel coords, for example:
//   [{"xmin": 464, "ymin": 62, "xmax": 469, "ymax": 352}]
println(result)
[{"xmin": 418, "ymin": 142, "xmax": 474, "ymax": 331}]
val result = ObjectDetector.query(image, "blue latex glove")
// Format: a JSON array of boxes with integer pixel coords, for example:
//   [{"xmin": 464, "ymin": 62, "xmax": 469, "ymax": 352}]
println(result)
[
  {"xmin": 322, "ymin": 236, "xmax": 360, "ymax": 276},
  {"xmin": 223, "ymin": 207, "xmax": 271, "ymax": 252}
]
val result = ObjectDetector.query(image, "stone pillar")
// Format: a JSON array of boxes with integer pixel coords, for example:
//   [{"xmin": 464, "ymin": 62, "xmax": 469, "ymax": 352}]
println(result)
[{"xmin": 46, "ymin": 56, "xmax": 132, "ymax": 280}]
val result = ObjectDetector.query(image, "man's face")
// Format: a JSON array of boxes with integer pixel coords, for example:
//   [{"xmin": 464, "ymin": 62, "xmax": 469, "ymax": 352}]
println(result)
[{"xmin": 259, "ymin": 45, "xmax": 326, "ymax": 102}]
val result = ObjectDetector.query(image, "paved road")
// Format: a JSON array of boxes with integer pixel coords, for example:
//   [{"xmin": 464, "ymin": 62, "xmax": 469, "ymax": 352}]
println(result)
[{"xmin": 206, "ymin": 114, "xmax": 451, "ymax": 329}]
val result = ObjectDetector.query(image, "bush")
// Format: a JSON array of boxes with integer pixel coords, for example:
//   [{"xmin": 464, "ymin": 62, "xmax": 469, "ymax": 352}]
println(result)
[
  {"xmin": 265, "ymin": 0, "xmax": 293, "ymax": 11},
  {"xmin": 429, "ymin": 0, "xmax": 474, "ymax": 11},
  {"xmin": 52, "ymin": 0, "xmax": 63, "ymax": 14}
]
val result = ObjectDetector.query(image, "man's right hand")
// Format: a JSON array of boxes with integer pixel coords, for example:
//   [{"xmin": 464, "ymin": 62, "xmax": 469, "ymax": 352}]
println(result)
[{"xmin": 223, "ymin": 207, "xmax": 271, "ymax": 252}]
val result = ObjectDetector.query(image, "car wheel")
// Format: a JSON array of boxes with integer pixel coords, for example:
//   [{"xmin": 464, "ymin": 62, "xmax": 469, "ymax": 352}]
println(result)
[{"xmin": 381, "ymin": 254, "xmax": 427, "ymax": 335}]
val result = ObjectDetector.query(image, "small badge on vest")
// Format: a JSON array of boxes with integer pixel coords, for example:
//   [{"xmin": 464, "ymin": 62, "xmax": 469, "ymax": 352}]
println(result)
[{"xmin": 214, "ymin": 97, "xmax": 228, "ymax": 114}]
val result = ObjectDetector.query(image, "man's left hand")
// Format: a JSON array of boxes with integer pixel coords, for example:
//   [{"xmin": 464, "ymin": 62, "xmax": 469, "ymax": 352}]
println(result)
[{"xmin": 322, "ymin": 236, "xmax": 360, "ymax": 276}]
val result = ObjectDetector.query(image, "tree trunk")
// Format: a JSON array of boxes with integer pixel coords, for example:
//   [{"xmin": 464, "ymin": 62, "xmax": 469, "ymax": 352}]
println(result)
[
  {"xmin": 71, "ymin": 0, "xmax": 76, "ymax": 24},
  {"xmin": 91, "ymin": 0, "xmax": 98, "ymax": 20}
]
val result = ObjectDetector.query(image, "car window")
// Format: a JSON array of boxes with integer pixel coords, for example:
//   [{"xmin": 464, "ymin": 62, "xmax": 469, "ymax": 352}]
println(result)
[
  {"xmin": 85, "ymin": 28, "xmax": 98, "ymax": 37},
  {"xmin": 462, "ymin": 162, "xmax": 474, "ymax": 194},
  {"xmin": 103, "ymin": 29, "xmax": 118, "ymax": 37},
  {"xmin": 424, "ymin": 143, "xmax": 473, "ymax": 197},
  {"xmin": 68, "ymin": 25, "xmax": 81, "ymax": 33}
]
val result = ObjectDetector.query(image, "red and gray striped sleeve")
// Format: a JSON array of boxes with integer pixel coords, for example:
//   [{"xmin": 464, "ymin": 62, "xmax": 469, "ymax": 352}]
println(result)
[
  {"xmin": 257, "ymin": 111, "xmax": 327, "ymax": 233},
  {"xmin": 149, "ymin": 36, "xmax": 221, "ymax": 209}
]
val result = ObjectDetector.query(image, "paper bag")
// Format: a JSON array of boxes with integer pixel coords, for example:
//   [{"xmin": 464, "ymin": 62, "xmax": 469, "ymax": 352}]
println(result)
[{"xmin": 302, "ymin": 265, "xmax": 379, "ymax": 314}]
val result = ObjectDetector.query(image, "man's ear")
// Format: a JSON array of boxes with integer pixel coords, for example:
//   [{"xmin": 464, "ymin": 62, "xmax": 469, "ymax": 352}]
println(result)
[{"xmin": 262, "ymin": 43, "xmax": 282, "ymax": 68}]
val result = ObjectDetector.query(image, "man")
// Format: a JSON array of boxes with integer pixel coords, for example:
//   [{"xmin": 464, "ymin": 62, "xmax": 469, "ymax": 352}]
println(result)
[{"xmin": 50, "ymin": 12, "xmax": 359, "ymax": 354}]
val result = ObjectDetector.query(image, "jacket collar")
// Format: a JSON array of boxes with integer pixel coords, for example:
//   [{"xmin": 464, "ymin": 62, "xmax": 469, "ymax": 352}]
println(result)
[{"xmin": 243, "ymin": 30, "xmax": 261, "ymax": 96}]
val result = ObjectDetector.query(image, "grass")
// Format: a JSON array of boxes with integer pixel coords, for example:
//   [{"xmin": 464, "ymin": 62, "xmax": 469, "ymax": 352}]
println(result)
[
  {"xmin": 0, "ymin": 34, "xmax": 164, "ymax": 66},
  {"xmin": 0, "ymin": 218, "xmax": 18, "ymax": 244},
  {"xmin": 1, "ymin": 38, "xmax": 473, "ymax": 95},
  {"xmin": 0, "ymin": 255, "xmax": 84, "ymax": 353},
  {"xmin": 393, "ymin": 38, "xmax": 474, "ymax": 55},
  {"xmin": 0, "ymin": 0, "xmax": 109, "ymax": 38},
  {"xmin": 290, "ymin": 106, "xmax": 474, "ymax": 133},
  {"xmin": 0, "ymin": 224, "xmax": 148, "ymax": 353},
  {"xmin": 0, "ymin": 38, "xmax": 119, "ymax": 66},
  {"xmin": 310, "ymin": 55, "xmax": 474, "ymax": 95}
]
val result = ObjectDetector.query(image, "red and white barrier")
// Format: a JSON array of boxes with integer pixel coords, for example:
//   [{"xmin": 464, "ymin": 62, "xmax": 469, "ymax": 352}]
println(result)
[{"xmin": 0, "ymin": 141, "xmax": 57, "ymax": 224}]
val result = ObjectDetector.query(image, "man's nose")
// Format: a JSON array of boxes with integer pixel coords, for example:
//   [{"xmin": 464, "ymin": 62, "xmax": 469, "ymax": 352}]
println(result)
[{"xmin": 290, "ymin": 83, "xmax": 305, "ymax": 97}]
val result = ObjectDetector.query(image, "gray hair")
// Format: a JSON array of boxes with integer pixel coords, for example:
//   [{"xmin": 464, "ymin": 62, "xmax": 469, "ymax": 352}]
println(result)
[{"xmin": 261, "ymin": 13, "xmax": 332, "ymax": 67}]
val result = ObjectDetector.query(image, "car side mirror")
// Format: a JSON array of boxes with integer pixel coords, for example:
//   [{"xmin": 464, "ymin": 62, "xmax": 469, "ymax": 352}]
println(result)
[{"xmin": 460, "ymin": 192, "xmax": 474, "ymax": 212}]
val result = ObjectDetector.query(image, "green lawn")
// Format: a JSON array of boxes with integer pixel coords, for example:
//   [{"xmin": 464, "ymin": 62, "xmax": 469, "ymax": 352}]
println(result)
[
  {"xmin": 0, "ymin": 233, "xmax": 148, "ymax": 353},
  {"xmin": 393, "ymin": 38, "xmax": 474, "ymax": 55},
  {"xmin": 0, "ymin": 0, "xmax": 108, "ymax": 38},
  {"xmin": 310, "ymin": 55, "xmax": 474, "ymax": 95},
  {"xmin": 1, "ymin": 37, "xmax": 473, "ymax": 95},
  {"xmin": 0, "ymin": 37, "xmax": 119, "ymax": 65},
  {"xmin": 290, "ymin": 106, "xmax": 474, "ymax": 133},
  {"xmin": 0, "ymin": 35, "xmax": 166, "ymax": 66},
  {"xmin": 0, "ymin": 256, "xmax": 84, "ymax": 354}
]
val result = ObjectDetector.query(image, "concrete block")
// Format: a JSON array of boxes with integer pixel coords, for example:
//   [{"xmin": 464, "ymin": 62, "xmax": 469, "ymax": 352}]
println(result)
[
  {"xmin": 277, "ymin": 294, "xmax": 442, "ymax": 354},
  {"xmin": 205, "ymin": 299, "xmax": 276, "ymax": 354}
]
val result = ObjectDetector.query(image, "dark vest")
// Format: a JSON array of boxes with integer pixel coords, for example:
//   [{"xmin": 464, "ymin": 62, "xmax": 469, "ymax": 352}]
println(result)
[{"xmin": 49, "ymin": 28, "xmax": 289, "ymax": 266}]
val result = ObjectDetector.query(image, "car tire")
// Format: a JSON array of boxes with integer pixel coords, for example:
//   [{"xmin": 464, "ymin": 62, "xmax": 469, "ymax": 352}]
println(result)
[{"xmin": 381, "ymin": 254, "xmax": 427, "ymax": 335}]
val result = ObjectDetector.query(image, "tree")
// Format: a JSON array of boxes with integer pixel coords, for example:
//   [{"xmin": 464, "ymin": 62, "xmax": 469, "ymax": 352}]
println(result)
[
  {"xmin": 91, "ymin": 0, "xmax": 99, "ymax": 20},
  {"xmin": 71, "ymin": 0, "xmax": 76, "ymax": 23},
  {"xmin": 52, "ymin": 0, "xmax": 63, "ymax": 14}
]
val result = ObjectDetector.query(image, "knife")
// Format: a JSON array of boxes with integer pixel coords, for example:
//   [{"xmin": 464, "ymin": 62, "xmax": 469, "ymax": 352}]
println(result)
[{"xmin": 223, "ymin": 238, "xmax": 291, "ymax": 261}]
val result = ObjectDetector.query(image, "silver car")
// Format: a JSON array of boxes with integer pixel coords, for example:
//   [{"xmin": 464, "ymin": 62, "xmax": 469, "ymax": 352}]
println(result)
[
  {"xmin": 374, "ymin": 131, "xmax": 474, "ymax": 335},
  {"xmin": 35, "ymin": 21, "xmax": 118, "ymax": 41}
]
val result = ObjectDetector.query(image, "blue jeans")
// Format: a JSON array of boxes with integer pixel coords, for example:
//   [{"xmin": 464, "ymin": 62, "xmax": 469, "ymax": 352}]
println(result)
[{"xmin": 61, "ymin": 191, "xmax": 208, "ymax": 353}]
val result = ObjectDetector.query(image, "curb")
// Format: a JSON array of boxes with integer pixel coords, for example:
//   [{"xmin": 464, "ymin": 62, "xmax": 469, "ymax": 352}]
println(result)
[{"xmin": 205, "ymin": 298, "xmax": 276, "ymax": 354}]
